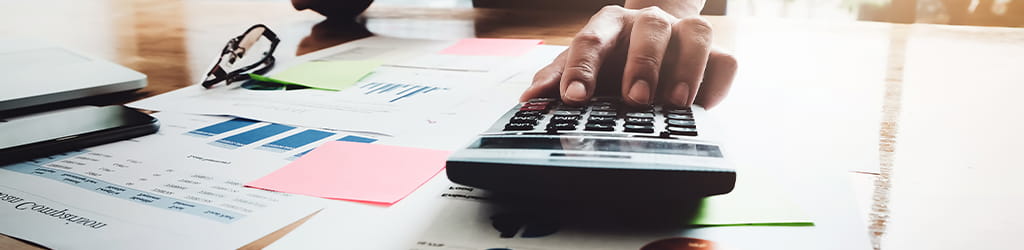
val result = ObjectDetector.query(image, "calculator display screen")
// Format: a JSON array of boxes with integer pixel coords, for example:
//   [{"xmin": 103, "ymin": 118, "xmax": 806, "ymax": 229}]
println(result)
[{"xmin": 471, "ymin": 137, "xmax": 722, "ymax": 158}]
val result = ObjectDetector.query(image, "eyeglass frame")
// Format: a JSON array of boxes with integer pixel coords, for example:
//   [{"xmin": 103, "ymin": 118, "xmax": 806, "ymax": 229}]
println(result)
[{"xmin": 201, "ymin": 24, "xmax": 281, "ymax": 89}]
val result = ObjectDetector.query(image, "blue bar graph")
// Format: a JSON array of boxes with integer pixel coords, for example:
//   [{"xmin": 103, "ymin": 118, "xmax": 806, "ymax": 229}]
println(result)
[
  {"xmin": 258, "ymin": 129, "xmax": 336, "ymax": 153},
  {"xmin": 358, "ymin": 82, "xmax": 449, "ymax": 103},
  {"xmin": 290, "ymin": 135, "xmax": 378, "ymax": 159},
  {"xmin": 187, "ymin": 118, "xmax": 259, "ymax": 137},
  {"xmin": 211, "ymin": 124, "xmax": 295, "ymax": 149}
]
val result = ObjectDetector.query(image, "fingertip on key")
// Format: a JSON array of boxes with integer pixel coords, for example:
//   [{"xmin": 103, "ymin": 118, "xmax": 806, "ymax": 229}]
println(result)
[
  {"xmin": 626, "ymin": 80, "xmax": 652, "ymax": 105},
  {"xmin": 564, "ymin": 81, "xmax": 588, "ymax": 103},
  {"xmin": 671, "ymin": 82, "xmax": 692, "ymax": 107}
]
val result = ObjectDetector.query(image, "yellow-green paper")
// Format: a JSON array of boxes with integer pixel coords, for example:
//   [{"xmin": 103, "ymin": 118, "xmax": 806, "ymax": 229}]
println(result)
[
  {"xmin": 691, "ymin": 169, "xmax": 814, "ymax": 226},
  {"xmin": 253, "ymin": 60, "xmax": 383, "ymax": 91}
]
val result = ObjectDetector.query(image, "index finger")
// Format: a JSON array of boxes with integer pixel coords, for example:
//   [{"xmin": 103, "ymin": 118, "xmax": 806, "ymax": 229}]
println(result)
[{"xmin": 559, "ymin": 6, "xmax": 630, "ymax": 105}]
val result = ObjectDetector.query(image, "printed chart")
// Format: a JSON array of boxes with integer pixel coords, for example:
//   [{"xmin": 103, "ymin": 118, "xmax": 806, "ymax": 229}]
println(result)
[
  {"xmin": 1, "ymin": 114, "xmax": 379, "ymax": 224},
  {"xmin": 359, "ymin": 82, "xmax": 451, "ymax": 103},
  {"xmin": 0, "ymin": 113, "xmax": 330, "ymax": 250},
  {"xmin": 184, "ymin": 117, "xmax": 379, "ymax": 159}
]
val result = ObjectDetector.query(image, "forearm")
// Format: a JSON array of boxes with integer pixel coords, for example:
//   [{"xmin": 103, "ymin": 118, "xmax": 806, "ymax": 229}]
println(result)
[{"xmin": 624, "ymin": 0, "xmax": 705, "ymax": 17}]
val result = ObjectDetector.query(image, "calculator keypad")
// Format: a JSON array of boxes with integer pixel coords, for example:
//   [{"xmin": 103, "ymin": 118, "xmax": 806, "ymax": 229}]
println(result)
[{"xmin": 501, "ymin": 97, "xmax": 699, "ymax": 137}]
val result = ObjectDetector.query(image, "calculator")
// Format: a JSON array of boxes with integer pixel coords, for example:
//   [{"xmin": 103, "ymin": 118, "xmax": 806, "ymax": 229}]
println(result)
[{"xmin": 446, "ymin": 97, "xmax": 736, "ymax": 200}]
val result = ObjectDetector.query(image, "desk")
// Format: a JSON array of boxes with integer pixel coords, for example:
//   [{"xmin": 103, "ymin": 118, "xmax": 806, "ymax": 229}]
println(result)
[{"xmin": 1, "ymin": 0, "xmax": 1023, "ymax": 249}]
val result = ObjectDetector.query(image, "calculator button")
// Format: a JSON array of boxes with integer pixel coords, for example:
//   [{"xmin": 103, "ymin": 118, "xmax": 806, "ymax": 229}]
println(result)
[
  {"xmin": 525, "ymin": 101, "xmax": 551, "ymax": 106},
  {"xmin": 590, "ymin": 111, "xmax": 617, "ymax": 117},
  {"xmin": 625, "ymin": 112, "xmax": 655, "ymax": 119},
  {"xmin": 504, "ymin": 123, "xmax": 535, "ymax": 131},
  {"xmin": 510, "ymin": 116, "xmax": 540, "ymax": 124},
  {"xmin": 528, "ymin": 97, "xmax": 558, "ymax": 102},
  {"xmin": 547, "ymin": 122, "xmax": 577, "ymax": 130},
  {"xmin": 587, "ymin": 116, "xmax": 616, "ymax": 124},
  {"xmin": 520, "ymin": 105, "xmax": 548, "ymax": 111},
  {"xmin": 624, "ymin": 117, "xmax": 654, "ymax": 126},
  {"xmin": 552, "ymin": 110, "xmax": 582, "ymax": 116},
  {"xmin": 664, "ymin": 108, "xmax": 693, "ymax": 115},
  {"xmin": 551, "ymin": 115, "xmax": 581, "ymax": 123},
  {"xmin": 666, "ymin": 113, "xmax": 694, "ymax": 120},
  {"xmin": 624, "ymin": 124, "xmax": 655, "ymax": 133},
  {"xmin": 590, "ymin": 101, "xmax": 614, "ymax": 106},
  {"xmin": 625, "ymin": 105, "xmax": 656, "ymax": 113},
  {"xmin": 591, "ymin": 97, "xmax": 620, "ymax": 103},
  {"xmin": 584, "ymin": 123, "xmax": 615, "ymax": 131},
  {"xmin": 555, "ymin": 105, "xmax": 586, "ymax": 111},
  {"xmin": 666, "ymin": 126, "xmax": 698, "ymax": 136},
  {"xmin": 667, "ymin": 119, "xmax": 696, "ymax": 127},
  {"xmin": 516, "ymin": 110, "xmax": 543, "ymax": 116},
  {"xmin": 590, "ymin": 105, "xmax": 616, "ymax": 111}
]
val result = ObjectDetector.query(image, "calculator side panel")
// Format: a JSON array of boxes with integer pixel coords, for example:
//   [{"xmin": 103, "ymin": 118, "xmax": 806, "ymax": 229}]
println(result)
[{"xmin": 447, "ymin": 155, "xmax": 736, "ymax": 199}]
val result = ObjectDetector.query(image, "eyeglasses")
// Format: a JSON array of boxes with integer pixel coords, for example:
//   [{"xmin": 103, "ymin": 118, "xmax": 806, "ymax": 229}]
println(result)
[{"xmin": 201, "ymin": 24, "xmax": 280, "ymax": 89}]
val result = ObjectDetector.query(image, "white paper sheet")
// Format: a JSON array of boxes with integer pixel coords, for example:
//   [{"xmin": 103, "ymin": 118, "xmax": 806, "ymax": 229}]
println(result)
[
  {"xmin": 0, "ymin": 112, "xmax": 377, "ymax": 249},
  {"xmin": 128, "ymin": 37, "xmax": 564, "ymax": 143},
  {"xmin": 267, "ymin": 168, "xmax": 871, "ymax": 250}
]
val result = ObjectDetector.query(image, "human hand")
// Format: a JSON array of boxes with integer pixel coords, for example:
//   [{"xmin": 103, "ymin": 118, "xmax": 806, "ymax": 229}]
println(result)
[{"xmin": 519, "ymin": 5, "xmax": 737, "ymax": 109}]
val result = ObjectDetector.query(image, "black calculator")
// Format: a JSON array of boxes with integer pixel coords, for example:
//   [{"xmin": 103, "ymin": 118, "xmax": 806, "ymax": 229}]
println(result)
[{"xmin": 446, "ymin": 97, "xmax": 736, "ymax": 200}]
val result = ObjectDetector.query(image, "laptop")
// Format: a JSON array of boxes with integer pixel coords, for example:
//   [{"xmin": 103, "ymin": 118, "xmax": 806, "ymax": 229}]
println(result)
[{"xmin": 0, "ymin": 39, "xmax": 146, "ymax": 112}]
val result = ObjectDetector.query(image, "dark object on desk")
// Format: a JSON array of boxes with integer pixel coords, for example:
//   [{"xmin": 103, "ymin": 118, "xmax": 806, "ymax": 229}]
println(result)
[
  {"xmin": 0, "ymin": 106, "xmax": 159, "ymax": 165},
  {"xmin": 201, "ymin": 24, "xmax": 280, "ymax": 89},
  {"xmin": 447, "ymin": 97, "xmax": 736, "ymax": 200}
]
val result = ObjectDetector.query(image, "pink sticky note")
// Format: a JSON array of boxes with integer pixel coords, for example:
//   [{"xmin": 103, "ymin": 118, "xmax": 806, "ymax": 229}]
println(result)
[
  {"xmin": 439, "ymin": 38, "xmax": 543, "ymax": 57},
  {"xmin": 245, "ymin": 141, "xmax": 451, "ymax": 205}
]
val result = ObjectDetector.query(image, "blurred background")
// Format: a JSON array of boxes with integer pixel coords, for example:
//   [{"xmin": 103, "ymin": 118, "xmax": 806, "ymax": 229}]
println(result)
[{"xmin": 371, "ymin": 0, "xmax": 1024, "ymax": 27}]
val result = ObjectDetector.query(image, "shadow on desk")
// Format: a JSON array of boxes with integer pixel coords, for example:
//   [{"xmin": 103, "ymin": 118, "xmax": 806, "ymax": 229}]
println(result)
[{"xmin": 416, "ymin": 192, "xmax": 716, "ymax": 249}]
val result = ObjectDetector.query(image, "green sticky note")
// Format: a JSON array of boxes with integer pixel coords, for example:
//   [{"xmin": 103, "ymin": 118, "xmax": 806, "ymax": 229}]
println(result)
[
  {"xmin": 253, "ymin": 60, "xmax": 382, "ymax": 91},
  {"xmin": 691, "ymin": 169, "xmax": 814, "ymax": 226}
]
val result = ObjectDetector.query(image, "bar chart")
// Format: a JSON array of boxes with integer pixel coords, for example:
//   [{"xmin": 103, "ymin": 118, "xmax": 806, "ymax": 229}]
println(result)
[
  {"xmin": 291, "ymin": 135, "xmax": 379, "ymax": 159},
  {"xmin": 187, "ymin": 118, "xmax": 259, "ymax": 137},
  {"xmin": 211, "ymin": 124, "xmax": 297, "ymax": 149},
  {"xmin": 259, "ymin": 130, "xmax": 336, "ymax": 153},
  {"xmin": 184, "ymin": 117, "xmax": 380, "ymax": 160},
  {"xmin": 359, "ymin": 82, "xmax": 450, "ymax": 103}
]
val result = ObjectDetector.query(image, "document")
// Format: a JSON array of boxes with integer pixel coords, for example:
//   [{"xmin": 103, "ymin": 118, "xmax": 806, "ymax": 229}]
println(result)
[
  {"xmin": 0, "ymin": 112, "xmax": 383, "ymax": 249},
  {"xmin": 439, "ymin": 38, "xmax": 543, "ymax": 57},
  {"xmin": 128, "ymin": 37, "xmax": 566, "ymax": 147}
]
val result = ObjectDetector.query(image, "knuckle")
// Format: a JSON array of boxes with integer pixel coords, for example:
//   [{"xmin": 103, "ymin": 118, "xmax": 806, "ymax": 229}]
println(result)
[
  {"xmin": 679, "ymin": 16, "xmax": 713, "ymax": 35},
  {"xmin": 638, "ymin": 6, "xmax": 666, "ymax": 14},
  {"xmin": 636, "ymin": 10, "xmax": 673, "ymax": 31},
  {"xmin": 566, "ymin": 63, "xmax": 597, "ymax": 80},
  {"xmin": 572, "ymin": 32, "xmax": 607, "ymax": 48},
  {"xmin": 676, "ymin": 17, "xmax": 713, "ymax": 48},
  {"xmin": 629, "ymin": 54, "xmax": 662, "ymax": 69}
]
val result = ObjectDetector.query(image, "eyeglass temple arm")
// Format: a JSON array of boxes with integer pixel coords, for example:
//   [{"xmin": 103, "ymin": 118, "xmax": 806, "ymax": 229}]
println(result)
[{"xmin": 236, "ymin": 26, "xmax": 265, "ymax": 54}]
